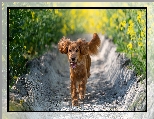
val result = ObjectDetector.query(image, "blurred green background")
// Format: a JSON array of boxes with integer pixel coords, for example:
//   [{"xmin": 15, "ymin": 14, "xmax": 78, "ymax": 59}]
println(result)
[{"xmin": 9, "ymin": 8, "xmax": 146, "ymax": 88}]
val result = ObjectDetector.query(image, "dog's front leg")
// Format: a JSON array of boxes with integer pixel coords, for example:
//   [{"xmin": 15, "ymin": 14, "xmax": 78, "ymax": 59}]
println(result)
[
  {"xmin": 79, "ymin": 76, "xmax": 87, "ymax": 100},
  {"xmin": 70, "ymin": 78, "xmax": 78, "ymax": 106}
]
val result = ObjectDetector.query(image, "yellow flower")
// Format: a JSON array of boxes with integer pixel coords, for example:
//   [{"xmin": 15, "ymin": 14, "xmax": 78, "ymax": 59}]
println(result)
[
  {"xmin": 129, "ymin": 19, "xmax": 133, "ymax": 24},
  {"xmin": 138, "ymin": 38, "xmax": 142, "ymax": 40},
  {"xmin": 31, "ymin": 11, "xmax": 35, "ymax": 19},
  {"xmin": 13, "ymin": 76, "xmax": 18, "ymax": 80},
  {"xmin": 138, "ymin": 42, "xmax": 143, "ymax": 47},
  {"xmin": 129, "ymin": 20, "xmax": 134, "ymax": 27},
  {"xmin": 24, "ymin": 46, "xmax": 26, "ymax": 49},
  {"xmin": 122, "ymin": 20, "xmax": 126, "ymax": 27},
  {"xmin": 137, "ymin": 11, "xmax": 142, "ymax": 22},
  {"xmin": 143, "ymin": 27, "xmax": 146, "ymax": 32},
  {"xmin": 137, "ymin": 11, "xmax": 142, "ymax": 18},
  {"xmin": 120, "ymin": 20, "xmax": 126, "ymax": 27},
  {"xmin": 141, "ymin": 31, "xmax": 145, "ymax": 37},
  {"xmin": 120, "ymin": 20, "xmax": 126, "ymax": 30},
  {"xmin": 127, "ymin": 28, "xmax": 130, "ymax": 34},
  {"xmin": 141, "ymin": 19, "xmax": 145, "ymax": 24},
  {"xmin": 130, "ymin": 35, "xmax": 136, "ymax": 40},
  {"xmin": 127, "ymin": 43, "xmax": 133, "ymax": 49},
  {"xmin": 27, "ymin": 50, "xmax": 31, "ymax": 54},
  {"xmin": 71, "ymin": 10, "xmax": 76, "ymax": 15},
  {"xmin": 20, "ymin": 100, "xmax": 24, "ymax": 104},
  {"xmin": 127, "ymin": 25, "xmax": 136, "ymax": 39},
  {"xmin": 71, "ymin": 24, "xmax": 75, "ymax": 30},
  {"xmin": 55, "ymin": 9, "xmax": 58, "ymax": 14}
]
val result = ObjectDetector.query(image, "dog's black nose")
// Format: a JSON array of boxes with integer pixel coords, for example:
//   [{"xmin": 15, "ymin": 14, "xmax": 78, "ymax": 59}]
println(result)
[{"xmin": 72, "ymin": 58, "xmax": 75, "ymax": 61}]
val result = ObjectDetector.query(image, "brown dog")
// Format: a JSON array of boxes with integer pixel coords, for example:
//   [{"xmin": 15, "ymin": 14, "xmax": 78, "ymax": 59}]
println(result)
[{"xmin": 58, "ymin": 33, "xmax": 100, "ymax": 106}]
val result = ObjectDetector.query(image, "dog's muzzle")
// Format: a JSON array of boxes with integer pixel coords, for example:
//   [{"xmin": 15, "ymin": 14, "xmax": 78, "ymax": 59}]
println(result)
[{"xmin": 70, "ymin": 58, "xmax": 77, "ymax": 69}]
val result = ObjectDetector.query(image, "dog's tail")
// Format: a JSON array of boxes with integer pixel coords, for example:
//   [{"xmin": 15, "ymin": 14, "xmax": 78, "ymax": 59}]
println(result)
[{"xmin": 88, "ymin": 33, "xmax": 101, "ymax": 55}]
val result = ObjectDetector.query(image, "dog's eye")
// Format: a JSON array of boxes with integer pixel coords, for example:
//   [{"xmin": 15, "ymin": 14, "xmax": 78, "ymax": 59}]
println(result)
[
  {"xmin": 76, "ymin": 49, "xmax": 78, "ymax": 52},
  {"xmin": 69, "ymin": 50, "xmax": 72, "ymax": 52}
]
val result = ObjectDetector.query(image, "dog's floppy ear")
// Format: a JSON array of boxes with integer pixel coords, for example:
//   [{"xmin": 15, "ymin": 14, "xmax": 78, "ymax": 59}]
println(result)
[
  {"xmin": 58, "ymin": 36, "xmax": 71, "ymax": 54},
  {"xmin": 77, "ymin": 38, "xmax": 89, "ymax": 55}
]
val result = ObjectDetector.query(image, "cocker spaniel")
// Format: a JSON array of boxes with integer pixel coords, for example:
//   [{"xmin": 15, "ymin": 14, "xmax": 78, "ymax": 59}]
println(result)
[{"xmin": 58, "ymin": 33, "xmax": 100, "ymax": 106}]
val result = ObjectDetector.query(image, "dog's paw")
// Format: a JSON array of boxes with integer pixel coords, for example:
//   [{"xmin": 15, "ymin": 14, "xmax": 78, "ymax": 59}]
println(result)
[
  {"xmin": 79, "ymin": 94, "xmax": 85, "ymax": 100},
  {"xmin": 72, "ymin": 99, "xmax": 79, "ymax": 106}
]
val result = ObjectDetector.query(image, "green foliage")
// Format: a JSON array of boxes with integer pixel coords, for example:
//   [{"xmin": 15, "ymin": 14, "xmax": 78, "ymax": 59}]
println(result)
[
  {"xmin": 9, "ymin": 9, "xmax": 64, "ymax": 87},
  {"xmin": 104, "ymin": 9, "xmax": 146, "ymax": 81}
]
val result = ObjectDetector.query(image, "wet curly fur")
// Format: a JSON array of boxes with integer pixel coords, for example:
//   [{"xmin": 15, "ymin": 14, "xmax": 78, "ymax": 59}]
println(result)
[{"xmin": 58, "ymin": 33, "xmax": 100, "ymax": 106}]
